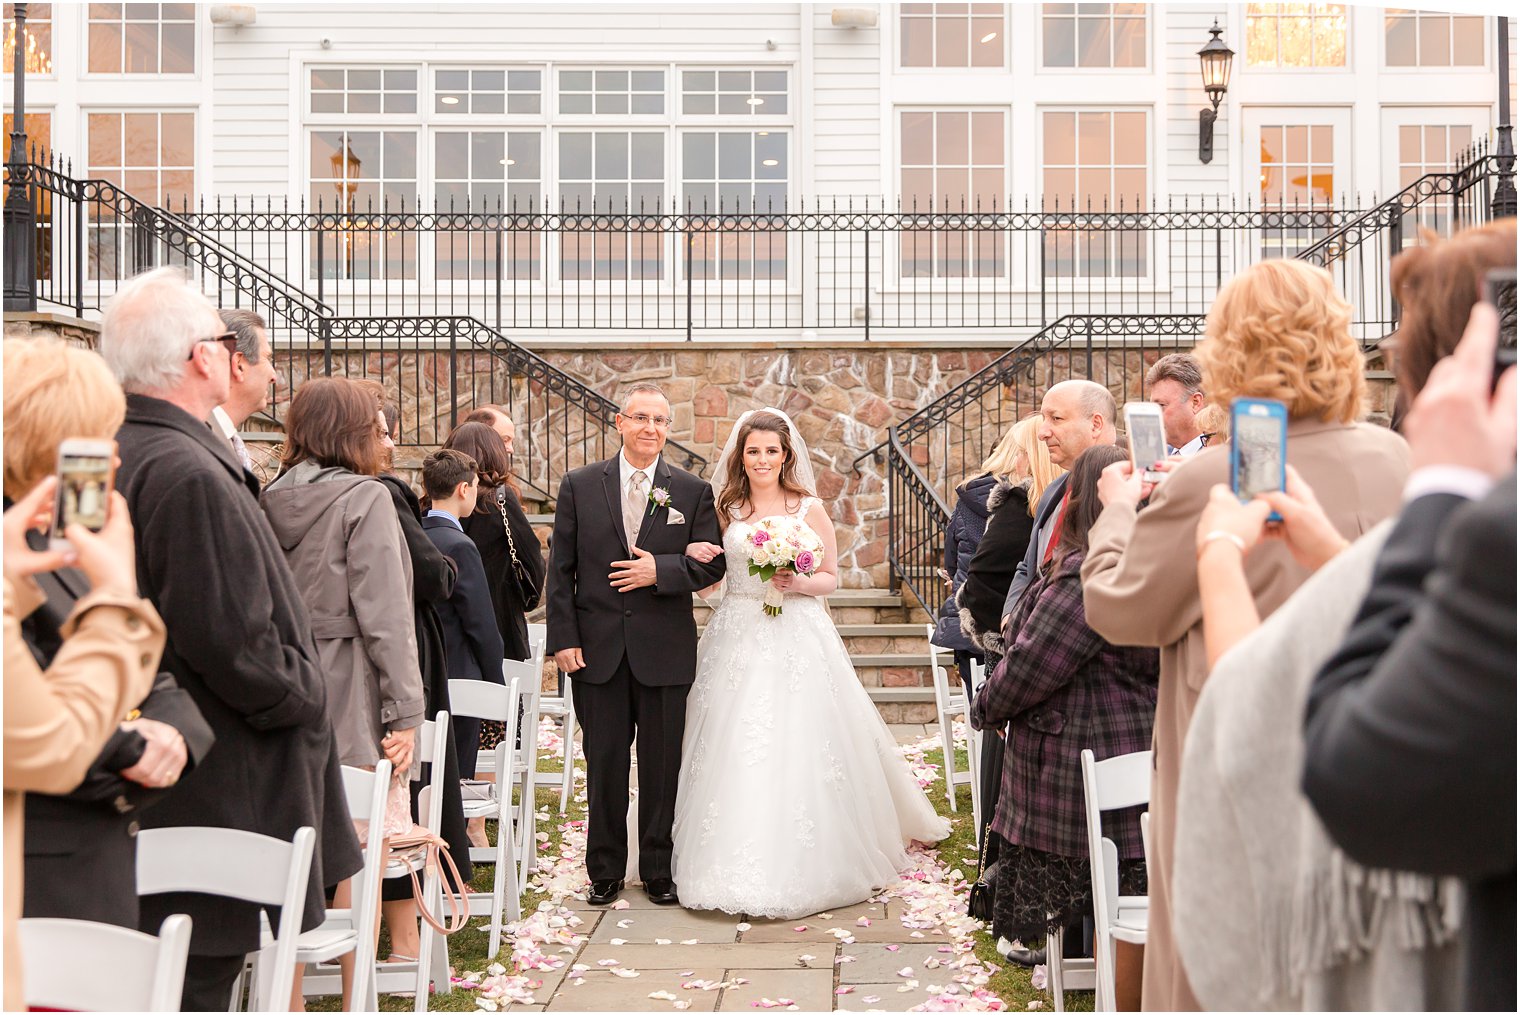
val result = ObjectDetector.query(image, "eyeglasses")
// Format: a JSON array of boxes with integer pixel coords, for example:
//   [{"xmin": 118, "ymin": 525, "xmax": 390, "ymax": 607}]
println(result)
[
  {"xmin": 187, "ymin": 332, "xmax": 239, "ymax": 361},
  {"xmin": 620, "ymin": 412, "xmax": 672, "ymax": 429}
]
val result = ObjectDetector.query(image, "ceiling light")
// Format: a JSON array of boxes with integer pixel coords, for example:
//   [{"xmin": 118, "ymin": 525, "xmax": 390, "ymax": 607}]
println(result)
[
  {"xmin": 500, "ymin": 159, "xmax": 516, "ymax": 166},
  {"xmin": 441, "ymin": 95, "xmax": 460, "ymax": 105},
  {"xmin": 758, "ymin": 131, "xmax": 770, "ymax": 136},
  {"xmin": 762, "ymin": 159, "xmax": 779, "ymax": 166},
  {"xmin": 981, "ymin": 32, "xmax": 998, "ymax": 43},
  {"xmin": 747, "ymin": 97, "xmax": 764, "ymax": 106}
]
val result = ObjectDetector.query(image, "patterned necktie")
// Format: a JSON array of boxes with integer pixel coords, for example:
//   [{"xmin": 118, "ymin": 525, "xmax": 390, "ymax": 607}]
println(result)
[
  {"xmin": 230, "ymin": 430, "xmax": 251, "ymax": 471},
  {"xmin": 624, "ymin": 470, "xmax": 648, "ymax": 549}
]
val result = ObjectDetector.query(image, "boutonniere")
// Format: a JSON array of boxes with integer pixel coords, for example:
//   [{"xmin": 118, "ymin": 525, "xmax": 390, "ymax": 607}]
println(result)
[{"xmin": 647, "ymin": 485, "xmax": 672, "ymax": 515}]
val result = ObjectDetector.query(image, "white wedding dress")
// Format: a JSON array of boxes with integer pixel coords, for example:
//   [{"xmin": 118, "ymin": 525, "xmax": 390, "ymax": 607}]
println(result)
[{"xmin": 671, "ymin": 497, "xmax": 950, "ymax": 918}]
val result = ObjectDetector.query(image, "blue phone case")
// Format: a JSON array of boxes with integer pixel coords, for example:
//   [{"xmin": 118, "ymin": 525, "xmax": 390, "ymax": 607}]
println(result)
[{"xmin": 1229, "ymin": 398, "xmax": 1288, "ymax": 521}]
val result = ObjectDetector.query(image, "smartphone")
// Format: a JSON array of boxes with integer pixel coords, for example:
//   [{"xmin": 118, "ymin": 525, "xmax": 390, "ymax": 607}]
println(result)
[
  {"xmin": 1485, "ymin": 267, "xmax": 1516, "ymax": 391},
  {"xmin": 50, "ymin": 438, "xmax": 116, "ymax": 550},
  {"xmin": 1123, "ymin": 401, "xmax": 1169, "ymax": 483},
  {"xmin": 1229, "ymin": 398, "xmax": 1288, "ymax": 521}
]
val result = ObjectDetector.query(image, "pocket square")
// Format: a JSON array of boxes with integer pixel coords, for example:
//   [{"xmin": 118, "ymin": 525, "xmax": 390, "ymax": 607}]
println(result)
[{"xmin": 666, "ymin": 508, "xmax": 686, "ymax": 525}]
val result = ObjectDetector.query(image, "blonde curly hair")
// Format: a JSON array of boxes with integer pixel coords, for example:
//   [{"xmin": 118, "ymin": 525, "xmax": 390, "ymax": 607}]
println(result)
[{"xmin": 1194, "ymin": 259, "xmax": 1366, "ymax": 424}]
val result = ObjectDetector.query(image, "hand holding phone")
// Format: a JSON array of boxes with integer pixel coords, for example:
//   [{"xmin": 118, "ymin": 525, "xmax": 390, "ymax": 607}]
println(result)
[
  {"xmin": 1229, "ymin": 398, "xmax": 1288, "ymax": 520},
  {"xmin": 1485, "ymin": 267, "xmax": 1516, "ymax": 391},
  {"xmin": 1123, "ymin": 402, "xmax": 1169, "ymax": 483},
  {"xmin": 50, "ymin": 438, "xmax": 116, "ymax": 551}
]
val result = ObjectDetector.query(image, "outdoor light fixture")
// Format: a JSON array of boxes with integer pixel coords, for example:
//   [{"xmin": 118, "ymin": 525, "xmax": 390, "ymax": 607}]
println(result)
[
  {"xmin": 1197, "ymin": 19, "xmax": 1233, "ymax": 164},
  {"xmin": 330, "ymin": 142, "xmax": 360, "ymax": 208}
]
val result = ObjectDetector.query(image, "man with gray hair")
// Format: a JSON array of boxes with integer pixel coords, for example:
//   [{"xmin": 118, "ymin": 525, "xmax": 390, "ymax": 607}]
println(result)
[
  {"xmin": 1000, "ymin": 379, "xmax": 1119, "ymax": 631},
  {"xmin": 1145, "ymin": 352, "xmax": 1208, "ymax": 456},
  {"xmin": 211, "ymin": 307, "xmax": 281, "ymax": 471},
  {"xmin": 99, "ymin": 267, "xmax": 360, "ymax": 1010}
]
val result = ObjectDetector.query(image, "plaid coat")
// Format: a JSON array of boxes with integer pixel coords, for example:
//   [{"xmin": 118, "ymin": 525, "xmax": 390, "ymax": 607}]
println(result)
[{"xmin": 971, "ymin": 548, "xmax": 1159, "ymax": 858}]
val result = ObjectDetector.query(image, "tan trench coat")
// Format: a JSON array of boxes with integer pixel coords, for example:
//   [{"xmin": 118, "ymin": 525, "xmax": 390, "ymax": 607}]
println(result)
[
  {"xmin": 1081, "ymin": 419, "xmax": 1410, "ymax": 1011},
  {"xmin": 3, "ymin": 574, "xmax": 164, "ymax": 1011}
]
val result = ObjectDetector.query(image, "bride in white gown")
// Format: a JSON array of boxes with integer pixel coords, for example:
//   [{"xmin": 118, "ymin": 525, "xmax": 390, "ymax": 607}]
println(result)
[{"xmin": 670, "ymin": 408, "xmax": 949, "ymax": 918}]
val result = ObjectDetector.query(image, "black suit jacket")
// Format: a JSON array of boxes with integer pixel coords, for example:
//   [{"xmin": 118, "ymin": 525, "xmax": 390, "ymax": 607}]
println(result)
[
  {"xmin": 115, "ymin": 394, "xmax": 362, "ymax": 955},
  {"xmin": 423, "ymin": 515, "xmax": 505, "ymax": 684},
  {"xmin": 545, "ymin": 455, "xmax": 726, "ymax": 686},
  {"xmin": 1303, "ymin": 478, "xmax": 1517, "ymax": 1012}
]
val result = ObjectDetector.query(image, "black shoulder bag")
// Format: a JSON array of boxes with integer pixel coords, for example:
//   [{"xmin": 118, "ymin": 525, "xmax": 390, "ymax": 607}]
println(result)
[{"xmin": 497, "ymin": 486, "xmax": 542, "ymax": 611}]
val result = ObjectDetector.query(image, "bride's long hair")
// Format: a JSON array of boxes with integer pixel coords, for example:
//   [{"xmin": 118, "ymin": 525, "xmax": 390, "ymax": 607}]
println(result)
[{"xmin": 715, "ymin": 411, "xmax": 812, "ymax": 529}]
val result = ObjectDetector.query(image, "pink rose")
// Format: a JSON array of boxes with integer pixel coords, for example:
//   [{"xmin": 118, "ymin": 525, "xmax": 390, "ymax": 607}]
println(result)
[
  {"xmin": 752, "ymin": 530, "xmax": 770, "ymax": 546},
  {"xmin": 794, "ymin": 549, "xmax": 816, "ymax": 574}
]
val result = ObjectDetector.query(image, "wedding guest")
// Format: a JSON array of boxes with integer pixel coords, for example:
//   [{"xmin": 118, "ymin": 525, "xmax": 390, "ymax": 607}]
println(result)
[
  {"xmin": 1194, "ymin": 403, "xmax": 1228, "ymax": 446},
  {"xmin": 211, "ymin": 308, "xmax": 281, "ymax": 472},
  {"xmin": 1144, "ymin": 354, "xmax": 1209, "ymax": 455},
  {"xmin": 931, "ymin": 464, "xmax": 997, "ymax": 695},
  {"xmin": 1080, "ymin": 258, "xmax": 1410, "ymax": 1011},
  {"xmin": 100, "ymin": 267, "xmax": 361, "ymax": 1010},
  {"xmin": 365, "ymin": 383, "xmax": 474, "ymax": 968},
  {"xmin": 971, "ymin": 444, "xmax": 1158, "ymax": 1009},
  {"xmin": 2, "ymin": 343, "xmax": 164, "ymax": 1012},
  {"xmin": 463, "ymin": 403, "xmax": 517, "ymax": 457},
  {"xmin": 421, "ymin": 450, "xmax": 506, "ymax": 779},
  {"xmin": 5, "ymin": 342, "xmax": 212, "ymax": 936},
  {"xmin": 1303, "ymin": 300, "xmax": 1516, "ymax": 1012},
  {"xmin": 957, "ymin": 414, "xmax": 1062, "ymax": 665}
]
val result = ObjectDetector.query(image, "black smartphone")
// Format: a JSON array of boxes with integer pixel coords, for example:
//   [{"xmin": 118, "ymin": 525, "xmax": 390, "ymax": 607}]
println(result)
[{"xmin": 1485, "ymin": 267, "xmax": 1516, "ymax": 391}]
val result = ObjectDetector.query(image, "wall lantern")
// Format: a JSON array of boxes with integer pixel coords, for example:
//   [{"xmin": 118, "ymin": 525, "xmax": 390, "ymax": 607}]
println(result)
[
  {"xmin": 1197, "ymin": 20, "xmax": 1233, "ymax": 164},
  {"xmin": 330, "ymin": 142, "xmax": 360, "ymax": 208}
]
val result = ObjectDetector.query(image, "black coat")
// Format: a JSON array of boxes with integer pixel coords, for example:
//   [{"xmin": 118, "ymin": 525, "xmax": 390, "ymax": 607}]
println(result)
[
  {"xmin": 460, "ymin": 486, "xmax": 546, "ymax": 662},
  {"xmin": 377, "ymin": 474, "xmax": 472, "ymax": 892},
  {"xmin": 933, "ymin": 473, "xmax": 997, "ymax": 654},
  {"xmin": 1303, "ymin": 481, "xmax": 1517, "ymax": 1012},
  {"xmin": 956, "ymin": 480, "xmax": 1036, "ymax": 661},
  {"xmin": 423, "ymin": 516, "xmax": 506, "ymax": 684},
  {"xmin": 114, "ymin": 394, "xmax": 362, "ymax": 956},
  {"xmin": 16, "ymin": 546, "xmax": 216, "ymax": 927},
  {"xmin": 545, "ymin": 455, "xmax": 726, "ymax": 686}
]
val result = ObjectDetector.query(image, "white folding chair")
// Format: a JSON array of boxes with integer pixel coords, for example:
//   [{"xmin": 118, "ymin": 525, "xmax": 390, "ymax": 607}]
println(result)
[
  {"xmin": 530, "ymin": 621, "xmax": 579, "ymax": 815},
  {"xmin": 450, "ymin": 676, "xmax": 524, "ymax": 957},
  {"xmin": 21, "ymin": 913, "xmax": 192, "ymax": 1012},
  {"xmin": 927, "ymin": 623, "xmax": 974, "ymax": 813},
  {"xmin": 135, "ymin": 825, "xmax": 315, "ymax": 1013},
  {"xmin": 503, "ymin": 657, "xmax": 542, "ymax": 890},
  {"xmin": 1079, "ymin": 748, "xmax": 1152, "ymax": 1013},
  {"xmin": 294, "ymin": 760, "xmax": 391, "ymax": 1013},
  {"xmin": 964, "ymin": 657, "xmax": 987, "ymax": 834}
]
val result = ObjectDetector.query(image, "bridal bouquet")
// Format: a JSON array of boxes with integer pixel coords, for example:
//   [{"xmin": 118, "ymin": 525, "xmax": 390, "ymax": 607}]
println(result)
[{"xmin": 746, "ymin": 517, "xmax": 825, "ymax": 617}]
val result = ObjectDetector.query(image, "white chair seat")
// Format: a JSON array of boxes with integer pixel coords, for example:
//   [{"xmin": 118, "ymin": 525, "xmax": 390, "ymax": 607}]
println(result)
[{"xmin": 289, "ymin": 925, "xmax": 360, "ymax": 963}]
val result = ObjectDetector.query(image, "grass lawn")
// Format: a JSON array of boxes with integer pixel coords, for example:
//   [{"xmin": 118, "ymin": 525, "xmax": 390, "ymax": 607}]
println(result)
[{"xmin": 307, "ymin": 735, "xmax": 1089, "ymax": 1011}]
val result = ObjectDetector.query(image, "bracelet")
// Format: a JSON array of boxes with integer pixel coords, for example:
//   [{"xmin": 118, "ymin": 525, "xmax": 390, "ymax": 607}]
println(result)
[{"xmin": 1198, "ymin": 530, "xmax": 1248, "ymax": 559}]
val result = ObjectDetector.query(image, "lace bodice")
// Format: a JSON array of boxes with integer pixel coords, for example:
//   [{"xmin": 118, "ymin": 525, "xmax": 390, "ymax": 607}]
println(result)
[{"xmin": 721, "ymin": 496, "xmax": 822, "ymax": 601}]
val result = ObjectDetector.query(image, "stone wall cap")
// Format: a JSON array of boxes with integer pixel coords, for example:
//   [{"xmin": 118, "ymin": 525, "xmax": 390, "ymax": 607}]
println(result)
[{"xmin": 3, "ymin": 311, "xmax": 101, "ymax": 332}]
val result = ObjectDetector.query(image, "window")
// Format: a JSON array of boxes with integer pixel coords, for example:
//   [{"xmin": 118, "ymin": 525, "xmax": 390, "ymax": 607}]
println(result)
[
  {"xmin": 1396, "ymin": 123, "xmax": 1474, "ymax": 239},
  {"xmin": 4, "ymin": 111, "xmax": 53, "ymax": 280},
  {"xmin": 309, "ymin": 129, "xmax": 418, "ymax": 279},
  {"xmin": 87, "ymin": 3, "xmax": 194, "ymax": 75},
  {"xmin": 4, "ymin": 3, "xmax": 52, "ymax": 75},
  {"xmin": 1245, "ymin": 4, "xmax": 1347, "ymax": 68},
  {"xmin": 682, "ymin": 131, "xmax": 788, "ymax": 280},
  {"xmin": 900, "ymin": 3, "xmax": 1005, "ymax": 68},
  {"xmin": 2, "ymin": 111, "xmax": 51, "ymax": 162},
  {"xmin": 310, "ymin": 67, "xmax": 418, "ymax": 116},
  {"xmin": 434, "ymin": 130, "xmax": 542, "ymax": 280},
  {"xmin": 1385, "ymin": 9, "xmax": 1483, "ymax": 68},
  {"xmin": 558, "ymin": 131, "xmax": 664, "ymax": 280},
  {"xmin": 559, "ymin": 69, "xmax": 665, "ymax": 116},
  {"xmin": 1258, "ymin": 123, "xmax": 1335, "ymax": 204},
  {"xmin": 86, "ymin": 110, "xmax": 195, "ymax": 277},
  {"xmin": 900, "ymin": 110, "xmax": 1005, "ymax": 278},
  {"xmin": 681, "ymin": 70, "xmax": 788, "ymax": 116},
  {"xmin": 434, "ymin": 68, "xmax": 541, "ymax": 115},
  {"xmin": 1042, "ymin": 109, "xmax": 1148, "ymax": 277},
  {"xmin": 1042, "ymin": 4, "xmax": 1147, "ymax": 68}
]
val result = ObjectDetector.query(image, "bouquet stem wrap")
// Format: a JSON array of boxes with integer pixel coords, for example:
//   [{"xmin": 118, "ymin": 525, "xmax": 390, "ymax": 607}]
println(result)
[{"xmin": 762, "ymin": 585, "xmax": 785, "ymax": 617}]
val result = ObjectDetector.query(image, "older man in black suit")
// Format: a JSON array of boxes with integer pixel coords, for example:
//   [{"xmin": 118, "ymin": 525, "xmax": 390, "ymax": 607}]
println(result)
[
  {"xmin": 546, "ymin": 382, "xmax": 727, "ymax": 907},
  {"xmin": 99, "ymin": 268, "xmax": 362, "ymax": 1011}
]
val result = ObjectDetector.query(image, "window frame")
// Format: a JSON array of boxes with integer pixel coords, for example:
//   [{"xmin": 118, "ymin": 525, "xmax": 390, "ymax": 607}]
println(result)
[
  {"xmin": 80, "ymin": 2, "xmax": 200, "ymax": 80},
  {"xmin": 894, "ymin": 2, "xmax": 1010, "ymax": 74},
  {"xmin": 1381, "ymin": 8, "xmax": 1488, "ymax": 72},
  {"xmin": 1241, "ymin": 3, "xmax": 1353, "ymax": 73},
  {"xmin": 1037, "ymin": 3, "xmax": 1152, "ymax": 74}
]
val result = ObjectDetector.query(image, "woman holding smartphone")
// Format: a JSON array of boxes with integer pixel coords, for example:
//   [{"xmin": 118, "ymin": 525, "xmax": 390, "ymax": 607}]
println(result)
[{"xmin": 1080, "ymin": 258, "xmax": 1411, "ymax": 1011}]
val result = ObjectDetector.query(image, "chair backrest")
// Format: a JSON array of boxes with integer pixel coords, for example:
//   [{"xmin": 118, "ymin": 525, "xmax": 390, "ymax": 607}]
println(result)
[
  {"xmin": 448, "ymin": 678, "xmax": 518, "ymax": 723},
  {"xmin": 416, "ymin": 712, "xmax": 450, "ymax": 833},
  {"xmin": 503, "ymin": 657, "xmax": 542, "ymax": 763},
  {"xmin": 930, "ymin": 664, "xmax": 965, "ymax": 714},
  {"xmin": 22, "ymin": 913, "xmax": 192, "ymax": 1012},
  {"xmin": 924, "ymin": 623, "xmax": 944, "ymax": 672},
  {"xmin": 338, "ymin": 760, "xmax": 391, "ymax": 1013},
  {"xmin": 968, "ymin": 657, "xmax": 987, "ymax": 696},
  {"xmin": 1080, "ymin": 749, "xmax": 1151, "ymax": 933},
  {"xmin": 526, "ymin": 621, "xmax": 547, "ymax": 668},
  {"xmin": 136, "ymin": 825, "xmax": 316, "ymax": 1012}
]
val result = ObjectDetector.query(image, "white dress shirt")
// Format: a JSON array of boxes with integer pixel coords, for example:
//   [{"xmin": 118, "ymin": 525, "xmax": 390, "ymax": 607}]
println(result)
[
  {"xmin": 618, "ymin": 451, "xmax": 658, "ymax": 497},
  {"xmin": 1172, "ymin": 433, "xmax": 1207, "ymax": 458}
]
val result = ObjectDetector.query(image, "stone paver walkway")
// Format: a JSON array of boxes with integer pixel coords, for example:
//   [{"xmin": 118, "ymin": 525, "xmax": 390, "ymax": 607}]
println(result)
[{"xmin": 455, "ymin": 722, "xmax": 1003, "ymax": 1013}]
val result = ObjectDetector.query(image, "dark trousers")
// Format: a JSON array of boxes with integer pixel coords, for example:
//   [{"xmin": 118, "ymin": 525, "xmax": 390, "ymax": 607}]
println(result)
[
  {"xmin": 181, "ymin": 951, "xmax": 247, "ymax": 1011},
  {"xmin": 571, "ymin": 655, "xmax": 689, "ymax": 883},
  {"xmin": 453, "ymin": 715, "xmax": 482, "ymax": 779}
]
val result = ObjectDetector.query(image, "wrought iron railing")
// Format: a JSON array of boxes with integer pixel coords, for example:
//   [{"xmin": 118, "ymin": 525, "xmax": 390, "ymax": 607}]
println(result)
[
  {"xmin": 4, "ymin": 156, "xmax": 707, "ymax": 495},
  {"xmin": 879, "ymin": 142, "xmax": 1511, "ymax": 613}
]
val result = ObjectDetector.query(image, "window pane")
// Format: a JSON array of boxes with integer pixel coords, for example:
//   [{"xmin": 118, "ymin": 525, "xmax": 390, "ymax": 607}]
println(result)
[
  {"xmin": 1313, "ymin": 7, "xmax": 1346, "ymax": 66},
  {"xmin": 596, "ymin": 91, "xmax": 629, "ymax": 115},
  {"xmin": 1113, "ymin": 17, "xmax": 1146, "ymax": 66},
  {"xmin": 435, "ymin": 132, "xmax": 468, "ymax": 176},
  {"xmin": 507, "ymin": 132, "xmax": 539, "ymax": 177},
  {"xmin": 1076, "ymin": 16, "xmax": 1110, "ymax": 66},
  {"xmin": 631, "ymin": 69, "xmax": 663, "ymax": 91},
  {"xmin": 561, "ymin": 93, "xmax": 592, "ymax": 115},
  {"xmin": 630, "ymin": 93, "xmax": 663, "ymax": 115},
  {"xmin": 1418, "ymin": 14, "xmax": 1450, "ymax": 67},
  {"xmin": 971, "ymin": 15, "xmax": 1002, "ymax": 67},
  {"xmin": 683, "ymin": 132, "xmax": 715, "ymax": 180},
  {"xmin": 595, "ymin": 70, "xmax": 628, "ymax": 91},
  {"xmin": 123, "ymin": 19, "xmax": 156, "ymax": 72},
  {"xmin": 970, "ymin": 111, "xmax": 1002, "ymax": 165},
  {"xmin": 1451, "ymin": 16, "xmax": 1483, "ymax": 65},
  {"xmin": 594, "ymin": 132, "xmax": 627, "ymax": 181},
  {"xmin": 756, "ymin": 132, "xmax": 786, "ymax": 178},
  {"xmin": 349, "ymin": 68, "xmax": 381, "ymax": 90},
  {"xmin": 1113, "ymin": 111, "xmax": 1145, "ymax": 158},
  {"xmin": 755, "ymin": 69, "xmax": 787, "ymax": 91},
  {"xmin": 717, "ymin": 132, "xmax": 749, "ymax": 180},
  {"xmin": 160, "ymin": 112, "xmax": 193, "ymax": 165},
  {"xmin": 902, "ymin": 111, "xmax": 934, "ymax": 165},
  {"xmin": 122, "ymin": 112, "xmax": 158, "ymax": 166},
  {"xmin": 935, "ymin": 15, "xmax": 969, "ymax": 67},
  {"xmin": 630, "ymin": 132, "xmax": 663, "ymax": 179},
  {"xmin": 1246, "ymin": 13, "xmax": 1276, "ymax": 65},
  {"xmin": 560, "ymin": 70, "xmax": 592, "ymax": 91},
  {"xmin": 936, "ymin": 112, "xmax": 968, "ymax": 165},
  {"xmin": 1385, "ymin": 12, "xmax": 1415, "ymax": 65},
  {"xmin": 1281, "ymin": 12, "xmax": 1312, "ymax": 67},
  {"xmin": 1043, "ymin": 111, "xmax": 1074, "ymax": 165},
  {"xmin": 471, "ymin": 132, "xmax": 505, "ymax": 175},
  {"xmin": 161, "ymin": 20, "xmax": 193, "ymax": 73},
  {"xmin": 902, "ymin": 16, "xmax": 933, "ymax": 66},
  {"xmin": 1076, "ymin": 111, "xmax": 1109, "ymax": 163},
  {"xmin": 560, "ymin": 134, "xmax": 592, "ymax": 178},
  {"xmin": 1043, "ymin": 15, "xmax": 1074, "ymax": 66}
]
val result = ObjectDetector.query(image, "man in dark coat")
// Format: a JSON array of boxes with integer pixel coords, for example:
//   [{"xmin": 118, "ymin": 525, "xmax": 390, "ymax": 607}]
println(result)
[
  {"xmin": 98, "ymin": 267, "xmax": 362, "ymax": 1010},
  {"xmin": 546, "ymin": 383, "xmax": 726, "ymax": 907}
]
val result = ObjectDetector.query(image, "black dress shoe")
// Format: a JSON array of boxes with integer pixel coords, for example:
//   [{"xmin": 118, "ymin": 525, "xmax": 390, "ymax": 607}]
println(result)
[
  {"xmin": 588, "ymin": 879, "xmax": 623, "ymax": 905},
  {"xmin": 645, "ymin": 877, "xmax": 679, "ymax": 906}
]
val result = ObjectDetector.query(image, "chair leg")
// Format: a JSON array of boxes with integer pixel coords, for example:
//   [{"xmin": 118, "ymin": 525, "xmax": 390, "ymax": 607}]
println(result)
[
  {"xmin": 1094, "ymin": 930, "xmax": 1114, "ymax": 1012},
  {"xmin": 1048, "ymin": 925, "xmax": 1065, "ymax": 1015},
  {"xmin": 488, "ymin": 803, "xmax": 521, "ymax": 959},
  {"xmin": 968, "ymin": 727, "xmax": 983, "ymax": 835},
  {"xmin": 558, "ymin": 710, "xmax": 575, "ymax": 815},
  {"xmin": 939, "ymin": 717, "xmax": 958, "ymax": 812},
  {"xmin": 413, "ymin": 876, "xmax": 437, "ymax": 1014},
  {"xmin": 516, "ymin": 768, "xmax": 537, "ymax": 892}
]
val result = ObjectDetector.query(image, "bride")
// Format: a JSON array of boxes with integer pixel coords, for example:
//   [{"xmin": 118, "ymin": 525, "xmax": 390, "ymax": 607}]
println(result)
[{"xmin": 670, "ymin": 408, "xmax": 949, "ymax": 918}]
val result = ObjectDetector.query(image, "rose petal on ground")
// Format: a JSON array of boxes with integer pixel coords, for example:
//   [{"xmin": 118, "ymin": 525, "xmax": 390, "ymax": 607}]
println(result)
[
  {"xmin": 857, "ymin": 916, "xmax": 871, "ymax": 927},
  {"xmin": 596, "ymin": 959, "xmax": 620, "ymax": 967},
  {"xmin": 609, "ymin": 967, "xmax": 640, "ymax": 978},
  {"xmin": 617, "ymin": 918, "xmax": 634, "ymax": 928},
  {"xmin": 863, "ymin": 996, "xmax": 882, "ymax": 1004},
  {"xmin": 648, "ymin": 991, "xmax": 678, "ymax": 1001},
  {"xmin": 897, "ymin": 967, "xmax": 914, "ymax": 977},
  {"xmin": 611, "ymin": 899, "xmax": 631, "ymax": 910},
  {"xmin": 655, "ymin": 938, "xmax": 672, "ymax": 945},
  {"xmin": 610, "ymin": 938, "xmax": 626, "ymax": 945},
  {"xmin": 681, "ymin": 939, "xmax": 699, "ymax": 945},
  {"xmin": 737, "ymin": 922, "xmax": 752, "ymax": 932}
]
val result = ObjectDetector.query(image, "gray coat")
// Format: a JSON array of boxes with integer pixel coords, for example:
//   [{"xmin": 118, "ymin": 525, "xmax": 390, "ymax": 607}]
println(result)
[{"xmin": 262, "ymin": 462, "xmax": 424, "ymax": 767}]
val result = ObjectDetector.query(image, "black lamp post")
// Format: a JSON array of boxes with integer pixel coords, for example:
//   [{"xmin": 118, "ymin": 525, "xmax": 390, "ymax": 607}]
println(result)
[
  {"xmin": 1197, "ymin": 20, "xmax": 1234, "ymax": 165},
  {"xmin": 4, "ymin": 2, "xmax": 37, "ymax": 311},
  {"xmin": 1493, "ymin": 15, "xmax": 1515, "ymax": 219}
]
